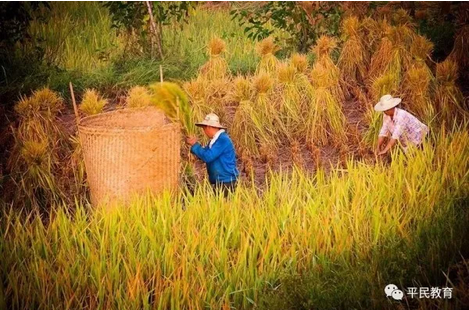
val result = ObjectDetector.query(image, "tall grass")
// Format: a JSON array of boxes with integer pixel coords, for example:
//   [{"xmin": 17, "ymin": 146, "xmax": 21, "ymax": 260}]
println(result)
[
  {"xmin": 2, "ymin": 128, "xmax": 469, "ymax": 309},
  {"xmin": 26, "ymin": 2, "xmax": 122, "ymax": 73}
]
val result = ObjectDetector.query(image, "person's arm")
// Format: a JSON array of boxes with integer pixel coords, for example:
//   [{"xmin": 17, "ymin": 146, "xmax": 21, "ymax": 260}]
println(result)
[
  {"xmin": 191, "ymin": 138, "xmax": 228, "ymax": 163},
  {"xmin": 379, "ymin": 121, "xmax": 404, "ymax": 155},
  {"xmin": 376, "ymin": 118, "xmax": 390, "ymax": 153},
  {"xmin": 378, "ymin": 138, "xmax": 397, "ymax": 155}
]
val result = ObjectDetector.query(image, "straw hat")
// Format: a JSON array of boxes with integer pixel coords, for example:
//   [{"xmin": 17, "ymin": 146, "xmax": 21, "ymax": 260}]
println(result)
[
  {"xmin": 374, "ymin": 94, "xmax": 402, "ymax": 112},
  {"xmin": 195, "ymin": 113, "xmax": 227, "ymax": 129}
]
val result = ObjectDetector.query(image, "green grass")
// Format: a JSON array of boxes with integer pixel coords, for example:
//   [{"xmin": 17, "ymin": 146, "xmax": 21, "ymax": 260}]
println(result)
[{"xmin": 2, "ymin": 128, "xmax": 469, "ymax": 309}]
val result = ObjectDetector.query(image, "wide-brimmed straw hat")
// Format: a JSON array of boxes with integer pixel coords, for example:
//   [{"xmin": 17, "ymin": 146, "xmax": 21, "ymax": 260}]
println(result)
[
  {"xmin": 195, "ymin": 113, "xmax": 227, "ymax": 129},
  {"xmin": 374, "ymin": 94, "xmax": 402, "ymax": 112}
]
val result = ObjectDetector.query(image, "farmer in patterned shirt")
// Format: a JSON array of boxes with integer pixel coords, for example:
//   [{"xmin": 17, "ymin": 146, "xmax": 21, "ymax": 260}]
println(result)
[{"xmin": 374, "ymin": 94, "xmax": 429, "ymax": 155}]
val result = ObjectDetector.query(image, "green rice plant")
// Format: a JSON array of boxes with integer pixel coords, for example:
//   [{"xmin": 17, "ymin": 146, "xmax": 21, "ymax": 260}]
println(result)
[
  {"xmin": 126, "ymin": 86, "xmax": 152, "ymax": 108},
  {"xmin": 26, "ymin": 2, "xmax": 122, "ymax": 73},
  {"xmin": 149, "ymin": 81, "xmax": 196, "ymax": 135},
  {"xmin": 2, "ymin": 127, "xmax": 469, "ymax": 309},
  {"xmin": 80, "ymin": 89, "xmax": 107, "ymax": 115}
]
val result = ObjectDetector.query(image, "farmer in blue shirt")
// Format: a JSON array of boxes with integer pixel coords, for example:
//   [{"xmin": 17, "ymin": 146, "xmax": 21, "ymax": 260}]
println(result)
[{"xmin": 185, "ymin": 113, "xmax": 239, "ymax": 197}]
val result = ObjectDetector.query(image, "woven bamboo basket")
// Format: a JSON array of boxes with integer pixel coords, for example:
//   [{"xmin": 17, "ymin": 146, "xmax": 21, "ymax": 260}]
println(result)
[{"xmin": 78, "ymin": 107, "xmax": 180, "ymax": 206}]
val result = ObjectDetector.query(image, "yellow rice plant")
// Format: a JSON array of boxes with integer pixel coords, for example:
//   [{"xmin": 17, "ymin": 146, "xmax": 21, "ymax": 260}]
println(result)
[
  {"xmin": 80, "ymin": 89, "xmax": 107, "ymax": 115},
  {"xmin": 149, "ymin": 82, "xmax": 196, "ymax": 135},
  {"xmin": 231, "ymin": 99, "xmax": 266, "ymax": 159},
  {"xmin": 204, "ymin": 78, "xmax": 233, "ymax": 108},
  {"xmin": 305, "ymin": 63, "xmax": 347, "ymax": 147},
  {"xmin": 277, "ymin": 63, "xmax": 306, "ymax": 139},
  {"xmin": 15, "ymin": 88, "xmax": 63, "ymax": 120},
  {"xmin": 435, "ymin": 60, "xmax": 468, "ymax": 124},
  {"xmin": 368, "ymin": 27, "xmax": 411, "ymax": 89},
  {"xmin": 252, "ymin": 73, "xmax": 285, "ymax": 143},
  {"xmin": 449, "ymin": 25, "xmax": 469, "ymax": 78},
  {"xmin": 9, "ymin": 88, "xmax": 69, "ymax": 208},
  {"xmin": 290, "ymin": 139, "xmax": 304, "ymax": 167},
  {"xmin": 410, "ymin": 35, "xmax": 433, "ymax": 63},
  {"xmin": 392, "ymin": 8, "xmax": 415, "ymax": 28},
  {"xmin": 256, "ymin": 37, "xmax": 280, "ymax": 75},
  {"xmin": 289, "ymin": 53, "xmax": 314, "ymax": 104},
  {"xmin": 402, "ymin": 64, "xmax": 435, "ymax": 122},
  {"xmin": 126, "ymin": 86, "xmax": 152, "ymax": 108},
  {"xmin": 359, "ymin": 17, "xmax": 385, "ymax": 60},
  {"xmin": 338, "ymin": 16, "xmax": 367, "ymax": 97},
  {"xmin": 200, "ymin": 37, "xmax": 230, "ymax": 80},
  {"xmin": 3, "ymin": 127, "xmax": 469, "ymax": 309},
  {"xmin": 229, "ymin": 76, "xmax": 253, "ymax": 104},
  {"xmin": 311, "ymin": 36, "xmax": 344, "ymax": 102}
]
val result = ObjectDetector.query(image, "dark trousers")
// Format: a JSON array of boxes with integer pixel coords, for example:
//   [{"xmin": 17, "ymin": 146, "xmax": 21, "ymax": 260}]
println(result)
[{"xmin": 211, "ymin": 181, "xmax": 237, "ymax": 197}]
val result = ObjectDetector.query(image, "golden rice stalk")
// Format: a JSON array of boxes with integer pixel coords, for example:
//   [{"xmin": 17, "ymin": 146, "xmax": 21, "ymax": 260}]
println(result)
[
  {"xmin": 338, "ymin": 35, "xmax": 366, "ymax": 85},
  {"xmin": 200, "ymin": 38, "xmax": 230, "ymax": 80},
  {"xmin": 370, "ymin": 73, "xmax": 400, "ymax": 102},
  {"xmin": 231, "ymin": 100, "xmax": 264, "ymax": 158},
  {"xmin": 204, "ymin": 78, "xmax": 233, "ymax": 107},
  {"xmin": 290, "ymin": 53, "xmax": 309, "ymax": 74},
  {"xmin": 126, "ymin": 86, "xmax": 152, "ymax": 108},
  {"xmin": 208, "ymin": 37, "xmax": 226, "ymax": 56},
  {"xmin": 184, "ymin": 79, "xmax": 207, "ymax": 103},
  {"xmin": 449, "ymin": 25, "xmax": 469, "ymax": 75},
  {"xmin": 290, "ymin": 139, "xmax": 304, "ymax": 167},
  {"xmin": 386, "ymin": 24, "xmax": 414, "ymax": 50},
  {"xmin": 277, "ymin": 63, "xmax": 304, "ymax": 136},
  {"xmin": 342, "ymin": 16, "xmax": 360, "ymax": 38},
  {"xmin": 312, "ymin": 35, "xmax": 338, "ymax": 59},
  {"xmin": 305, "ymin": 87, "xmax": 346, "ymax": 147},
  {"xmin": 80, "ymin": 89, "xmax": 107, "ymax": 115},
  {"xmin": 20, "ymin": 140, "xmax": 48, "ymax": 169},
  {"xmin": 363, "ymin": 107, "xmax": 383, "ymax": 147},
  {"xmin": 149, "ymin": 82, "xmax": 196, "ymax": 134},
  {"xmin": 229, "ymin": 76, "xmax": 253, "ymax": 103},
  {"xmin": 393, "ymin": 8, "xmax": 414, "ymax": 27},
  {"xmin": 410, "ymin": 35, "xmax": 433, "ymax": 62},
  {"xmin": 402, "ymin": 64, "xmax": 434, "ymax": 120},
  {"xmin": 15, "ymin": 88, "xmax": 63, "ymax": 119},
  {"xmin": 435, "ymin": 60, "xmax": 468, "ymax": 123},
  {"xmin": 256, "ymin": 37, "xmax": 280, "ymax": 74},
  {"xmin": 359, "ymin": 17, "xmax": 384, "ymax": 53},
  {"xmin": 277, "ymin": 63, "xmax": 296, "ymax": 84},
  {"xmin": 259, "ymin": 141, "xmax": 277, "ymax": 166},
  {"xmin": 253, "ymin": 73, "xmax": 274, "ymax": 95},
  {"xmin": 311, "ymin": 60, "xmax": 343, "ymax": 102}
]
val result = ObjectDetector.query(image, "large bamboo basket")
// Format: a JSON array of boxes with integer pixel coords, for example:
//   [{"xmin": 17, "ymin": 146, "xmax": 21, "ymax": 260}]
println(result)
[{"xmin": 78, "ymin": 107, "xmax": 180, "ymax": 206}]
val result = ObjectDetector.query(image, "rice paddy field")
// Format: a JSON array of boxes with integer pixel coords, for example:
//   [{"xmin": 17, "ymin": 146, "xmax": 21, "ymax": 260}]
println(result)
[{"xmin": 1, "ymin": 2, "xmax": 469, "ymax": 309}]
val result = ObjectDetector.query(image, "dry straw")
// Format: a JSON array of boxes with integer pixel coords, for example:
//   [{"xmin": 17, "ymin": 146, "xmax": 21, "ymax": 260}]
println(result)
[
  {"xmin": 256, "ymin": 37, "xmax": 280, "ymax": 74},
  {"xmin": 80, "ymin": 89, "xmax": 107, "ymax": 115},
  {"xmin": 126, "ymin": 86, "xmax": 152, "ymax": 108},
  {"xmin": 200, "ymin": 37, "xmax": 230, "ymax": 80},
  {"xmin": 435, "ymin": 60, "xmax": 468, "ymax": 123}
]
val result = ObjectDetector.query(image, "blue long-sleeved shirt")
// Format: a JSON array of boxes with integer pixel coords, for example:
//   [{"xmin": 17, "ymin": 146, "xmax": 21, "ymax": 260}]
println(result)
[{"xmin": 190, "ymin": 132, "xmax": 239, "ymax": 184}]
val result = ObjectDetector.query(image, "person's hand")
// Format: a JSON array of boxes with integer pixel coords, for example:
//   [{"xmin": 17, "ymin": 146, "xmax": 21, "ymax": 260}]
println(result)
[
  {"xmin": 186, "ymin": 136, "xmax": 198, "ymax": 146},
  {"xmin": 378, "ymin": 149, "xmax": 387, "ymax": 156}
]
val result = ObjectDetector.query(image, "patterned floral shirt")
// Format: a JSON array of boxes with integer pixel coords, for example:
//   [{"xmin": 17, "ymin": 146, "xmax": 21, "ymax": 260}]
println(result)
[{"xmin": 379, "ymin": 108, "xmax": 428, "ymax": 148}]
